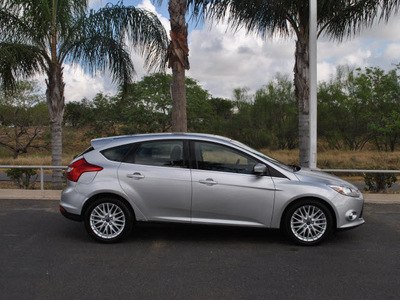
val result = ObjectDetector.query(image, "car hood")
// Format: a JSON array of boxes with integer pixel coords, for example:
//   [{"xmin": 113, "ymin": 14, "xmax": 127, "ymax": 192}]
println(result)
[{"xmin": 293, "ymin": 168, "xmax": 358, "ymax": 189}]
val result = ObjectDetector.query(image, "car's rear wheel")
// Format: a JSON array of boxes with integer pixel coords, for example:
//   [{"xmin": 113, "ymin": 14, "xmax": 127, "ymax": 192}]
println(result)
[
  {"xmin": 283, "ymin": 199, "xmax": 333, "ymax": 246},
  {"xmin": 84, "ymin": 197, "xmax": 133, "ymax": 243}
]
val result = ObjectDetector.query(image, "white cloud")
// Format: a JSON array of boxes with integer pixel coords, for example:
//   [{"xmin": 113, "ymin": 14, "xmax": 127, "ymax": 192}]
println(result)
[
  {"xmin": 137, "ymin": 0, "xmax": 171, "ymax": 32},
  {"xmin": 63, "ymin": 65, "xmax": 116, "ymax": 102},
  {"xmin": 384, "ymin": 43, "xmax": 400, "ymax": 59},
  {"xmin": 187, "ymin": 20, "xmax": 295, "ymax": 99}
]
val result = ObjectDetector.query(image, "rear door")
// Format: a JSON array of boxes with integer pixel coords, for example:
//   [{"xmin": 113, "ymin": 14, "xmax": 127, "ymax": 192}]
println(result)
[
  {"xmin": 118, "ymin": 140, "xmax": 192, "ymax": 222},
  {"xmin": 190, "ymin": 141, "xmax": 276, "ymax": 227}
]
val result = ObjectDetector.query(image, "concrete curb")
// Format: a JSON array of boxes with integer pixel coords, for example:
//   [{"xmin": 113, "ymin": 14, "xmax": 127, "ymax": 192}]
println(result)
[
  {"xmin": 363, "ymin": 193, "xmax": 400, "ymax": 204},
  {"xmin": 0, "ymin": 189, "xmax": 61, "ymax": 200},
  {"xmin": 0, "ymin": 189, "xmax": 399, "ymax": 203}
]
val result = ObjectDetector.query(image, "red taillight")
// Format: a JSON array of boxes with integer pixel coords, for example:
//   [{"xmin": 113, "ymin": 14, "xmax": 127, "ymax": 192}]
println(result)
[{"xmin": 66, "ymin": 158, "xmax": 103, "ymax": 182}]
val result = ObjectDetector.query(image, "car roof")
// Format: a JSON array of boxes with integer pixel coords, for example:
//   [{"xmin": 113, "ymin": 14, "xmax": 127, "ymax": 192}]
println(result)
[{"xmin": 90, "ymin": 133, "xmax": 232, "ymax": 149}]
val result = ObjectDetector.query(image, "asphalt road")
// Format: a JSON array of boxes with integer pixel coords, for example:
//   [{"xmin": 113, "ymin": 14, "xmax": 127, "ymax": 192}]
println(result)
[{"xmin": 0, "ymin": 199, "xmax": 399, "ymax": 300}]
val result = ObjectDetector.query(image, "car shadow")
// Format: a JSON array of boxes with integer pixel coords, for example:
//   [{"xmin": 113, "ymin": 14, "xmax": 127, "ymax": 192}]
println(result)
[{"xmin": 128, "ymin": 222, "xmax": 288, "ymax": 245}]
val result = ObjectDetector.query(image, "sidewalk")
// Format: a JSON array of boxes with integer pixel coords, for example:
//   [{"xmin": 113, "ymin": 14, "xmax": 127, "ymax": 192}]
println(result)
[
  {"xmin": 0, "ymin": 189, "xmax": 399, "ymax": 203},
  {"xmin": 0, "ymin": 189, "xmax": 61, "ymax": 200}
]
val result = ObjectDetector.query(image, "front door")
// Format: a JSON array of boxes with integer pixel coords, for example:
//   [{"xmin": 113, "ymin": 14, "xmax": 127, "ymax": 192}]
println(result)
[{"xmin": 190, "ymin": 141, "xmax": 276, "ymax": 227}]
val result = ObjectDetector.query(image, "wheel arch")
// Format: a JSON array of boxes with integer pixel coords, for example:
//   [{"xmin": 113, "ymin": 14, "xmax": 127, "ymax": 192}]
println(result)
[
  {"xmin": 81, "ymin": 192, "xmax": 136, "ymax": 221},
  {"xmin": 280, "ymin": 196, "xmax": 337, "ymax": 229}
]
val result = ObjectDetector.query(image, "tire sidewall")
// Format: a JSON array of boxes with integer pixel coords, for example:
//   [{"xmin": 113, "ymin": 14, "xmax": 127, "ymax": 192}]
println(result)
[
  {"xmin": 283, "ymin": 199, "xmax": 333, "ymax": 246},
  {"xmin": 84, "ymin": 197, "xmax": 133, "ymax": 243}
]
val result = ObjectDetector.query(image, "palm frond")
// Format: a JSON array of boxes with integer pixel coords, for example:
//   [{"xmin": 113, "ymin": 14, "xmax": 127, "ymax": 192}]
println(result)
[
  {"xmin": 62, "ymin": 2, "xmax": 168, "ymax": 86},
  {"xmin": 0, "ymin": 43, "xmax": 47, "ymax": 90},
  {"xmin": 84, "ymin": 3, "xmax": 168, "ymax": 71},
  {"xmin": 321, "ymin": 0, "xmax": 400, "ymax": 41},
  {"xmin": 66, "ymin": 34, "xmax": 136, "ymax": 86},
  {"xmin": 187, "ymin": 0, "xmax": 400, "ymax": 41}
]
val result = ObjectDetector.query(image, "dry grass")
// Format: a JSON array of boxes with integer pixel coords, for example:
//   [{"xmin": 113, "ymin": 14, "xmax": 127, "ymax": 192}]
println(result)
[
  {"xmin": 0, "ymin": 153, "xmax": 75, "ymax": 166},
  {"xmin": 264, "ymin": 149, "xmax": 400, "ymax": 170}
]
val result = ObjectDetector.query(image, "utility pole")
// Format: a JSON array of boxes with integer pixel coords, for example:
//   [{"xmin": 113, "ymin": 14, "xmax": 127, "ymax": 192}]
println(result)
[{"xmin": 309, "ymin": 0, "xmax": 317, "ymax": 169}]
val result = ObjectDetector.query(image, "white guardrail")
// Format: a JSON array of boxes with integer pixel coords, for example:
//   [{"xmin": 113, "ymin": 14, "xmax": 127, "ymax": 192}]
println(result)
[
  {"xmin": 0, "ymin": 165, "xmax": 68, "ymax": 191},
  {"xmin": 1, "ymin": 165, "xmax": 400, "ymax": 191}
]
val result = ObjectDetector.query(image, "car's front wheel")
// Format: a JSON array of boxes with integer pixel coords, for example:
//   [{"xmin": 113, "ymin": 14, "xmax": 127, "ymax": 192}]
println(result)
[
  {"xmin": 84, "ymin": 197, "xmax": 133, "ymax": 243},
  {"xmin": 283, "ymin": 199, "xmax": 333, "ymax": 246}
]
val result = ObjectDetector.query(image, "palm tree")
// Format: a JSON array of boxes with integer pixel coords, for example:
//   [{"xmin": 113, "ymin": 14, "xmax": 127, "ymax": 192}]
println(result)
[
  {"xmin": 188, "ymin": 0, "xmax": 400, "ymax": 167},
  {"xmin": 0, "ymin": 0, "xmax": 168, "ymax": 188},
  {"xmin": 157, "ymin": 0, "xmax": 190, "ymax": 132}
]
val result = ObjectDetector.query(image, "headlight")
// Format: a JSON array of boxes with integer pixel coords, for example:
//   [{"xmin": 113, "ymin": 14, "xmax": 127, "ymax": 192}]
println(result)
[{"xmin": 329, "ymin": 185, "xmax": 361, "ymax": 198}]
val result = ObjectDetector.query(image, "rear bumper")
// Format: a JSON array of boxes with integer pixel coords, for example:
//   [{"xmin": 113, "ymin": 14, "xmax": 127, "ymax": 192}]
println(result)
[{"xmin": 60, "ymin": 205, "xmax": 82, "ymax": 222}]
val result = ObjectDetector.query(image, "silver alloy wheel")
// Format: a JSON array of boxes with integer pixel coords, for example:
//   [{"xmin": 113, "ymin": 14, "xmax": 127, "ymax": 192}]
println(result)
[
  {"xmin": 290, "ymin": 204, "xmax": 327, "ymax": 242},
  {"xmin": 90, "ymin": 202, "xmax": 126, "ymax": 239}
]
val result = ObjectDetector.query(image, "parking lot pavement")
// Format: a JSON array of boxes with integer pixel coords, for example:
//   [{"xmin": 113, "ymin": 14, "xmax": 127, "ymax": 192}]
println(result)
[{"xmin": 0, "ymin": 199, "xmax": 399, "ymax": 300}]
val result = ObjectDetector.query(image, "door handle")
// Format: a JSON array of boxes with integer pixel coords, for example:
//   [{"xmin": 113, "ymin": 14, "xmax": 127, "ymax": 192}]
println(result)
[
  {"xmin": 127, "ymin": 172, "xmax": 145, "ymax": 179},
  {"xmin": 199, "ymin": 178, "xmax": 217, "ymax": 185}
]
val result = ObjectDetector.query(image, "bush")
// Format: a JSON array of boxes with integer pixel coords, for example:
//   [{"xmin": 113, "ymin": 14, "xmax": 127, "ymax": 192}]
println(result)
[
  {"xmin": 363, "ymin": 172, "xmax": 397, "ymax": 193},
  {"xmin": 6, "ymin": 168, "xmax": 38, "ymax": 189}
]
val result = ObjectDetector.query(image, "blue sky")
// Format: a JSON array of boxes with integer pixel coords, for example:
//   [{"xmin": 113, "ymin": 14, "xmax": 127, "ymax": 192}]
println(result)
[{"xmin": 60, "ymin": 0, "xmax": 400, "ymax": 102}]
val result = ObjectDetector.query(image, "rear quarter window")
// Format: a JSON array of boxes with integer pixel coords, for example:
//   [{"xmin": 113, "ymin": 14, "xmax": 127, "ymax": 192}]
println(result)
[{"xmin": 101, "ymin": 144, "xmax": 133, "ymax": 162}]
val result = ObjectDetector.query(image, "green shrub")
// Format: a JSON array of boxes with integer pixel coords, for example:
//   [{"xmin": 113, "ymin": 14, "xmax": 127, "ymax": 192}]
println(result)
[
  {"xmin": 363, "ymin": 172, "xmax": 397, "ymax": 193},
  {"xmin": 6, "ymin": 168, "xmax": 37, "ymax": 189}
]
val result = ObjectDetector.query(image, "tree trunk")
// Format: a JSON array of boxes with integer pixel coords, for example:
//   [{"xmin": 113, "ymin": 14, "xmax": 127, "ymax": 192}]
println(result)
[
  {"xmin": 168, "ymin": 0, "xmax": 189, "ymax": 132},
  {"xmin": 294, "ymin": 29, "xmax": 310, "ymax": 168},
  {"xmin": 46, "ymin": 63, "xmax": 65, "ymax": 189}
]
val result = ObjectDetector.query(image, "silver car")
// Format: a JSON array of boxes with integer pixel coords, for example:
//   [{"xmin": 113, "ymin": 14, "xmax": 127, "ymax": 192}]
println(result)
[{"xmin": 60, "ymin": 133, "xmax": 364, "ymax": 245}]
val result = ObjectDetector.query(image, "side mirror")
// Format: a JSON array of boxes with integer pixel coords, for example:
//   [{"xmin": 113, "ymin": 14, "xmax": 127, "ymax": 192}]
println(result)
[{"xmin": 254, "ymin": 163, "xmax": 267, "ymax": 175}]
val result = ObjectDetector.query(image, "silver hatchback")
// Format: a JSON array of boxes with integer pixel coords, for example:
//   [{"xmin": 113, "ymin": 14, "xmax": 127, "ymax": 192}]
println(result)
[{"xmin": 60, "ymin": 133, "xmax": 364, "ymax": 245}]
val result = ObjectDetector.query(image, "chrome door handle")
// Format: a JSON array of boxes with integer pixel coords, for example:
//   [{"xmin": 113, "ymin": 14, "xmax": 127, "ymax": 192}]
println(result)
[
  {"xmin": 127, "ymin": 172, "xmax": 145, "ymax": 179},
  {"xmin": 199, "ymin": 178, "xmax": 217, "ymax": 185}
]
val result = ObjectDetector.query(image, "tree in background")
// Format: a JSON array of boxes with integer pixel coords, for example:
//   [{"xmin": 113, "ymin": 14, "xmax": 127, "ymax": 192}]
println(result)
[
  {"xmin": 167, "ymin": 0, "xmax": 190, "ymax": 132},
  {"xmin": 121, "ymin": 73, "xmax": 173, "ymax": 134},
  {"xmin": 253, "ymin": 74, "xmax": 297, "ymax": 150},
  {"xmin": 67, "ymin": 73, "xmax": 216, "ymax": 137},
  {"xmin": 354, "ymin": 66, "xmax": 400, "ymax": 152},
  {"xmin": 318, "ymin": 65, "xmax": 400, "ymax": 152},
  {"xmin": 0, "ymin": 0, "xmax": 168, "ymax": 188},
  {"xmin": 188, "ymin": 0, "xmax": 400, "ymax": 167},
  {"xmin": 318, "ymin": 66, "xmax": 372, "ymax": 150},
  {"xmin": 0, "ymin": 80, "xmax": 48, "ymax": 159}
]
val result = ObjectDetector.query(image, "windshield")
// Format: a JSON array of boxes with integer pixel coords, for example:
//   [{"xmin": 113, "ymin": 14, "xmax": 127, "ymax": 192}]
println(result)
[{"xmin": 231, "ymin": 140, "xmax": 295, "ymax": 172}]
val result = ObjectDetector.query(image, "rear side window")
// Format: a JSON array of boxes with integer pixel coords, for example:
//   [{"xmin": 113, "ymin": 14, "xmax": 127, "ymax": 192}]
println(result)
[
  {"xmin": 124, "ymin": 140, "xmax": 186, "ymax": 168},
  {"xmin": 101, "ymin": 144, "xmax": 133, "ymax": 162}
]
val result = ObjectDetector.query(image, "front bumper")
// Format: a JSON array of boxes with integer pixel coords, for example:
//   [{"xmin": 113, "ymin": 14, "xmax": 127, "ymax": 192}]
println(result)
[{"xmin": 333, "ymin": 193, "xmax": 365, "ymax": 229}]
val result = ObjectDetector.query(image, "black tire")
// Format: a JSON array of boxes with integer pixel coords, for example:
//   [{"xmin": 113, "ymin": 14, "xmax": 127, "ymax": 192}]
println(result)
[
  {"xmin": 84, "ymin": 197, "xmax": 134, "ymax": 243},
  {"xmin": 283, "ymin": 199, "xmax": 333, "ymax": 246}
]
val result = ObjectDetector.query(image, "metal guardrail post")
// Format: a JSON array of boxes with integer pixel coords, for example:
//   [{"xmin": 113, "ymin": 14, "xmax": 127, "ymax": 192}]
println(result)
[{"xmin": 40, "ymin": 168, "xmax": 44, "ymax": 191}]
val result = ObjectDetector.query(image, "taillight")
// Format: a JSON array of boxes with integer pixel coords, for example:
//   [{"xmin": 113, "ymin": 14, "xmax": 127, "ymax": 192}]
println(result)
[{"xmin": 66, "ymin": 158, "xmax": 103, "ymax": 182}]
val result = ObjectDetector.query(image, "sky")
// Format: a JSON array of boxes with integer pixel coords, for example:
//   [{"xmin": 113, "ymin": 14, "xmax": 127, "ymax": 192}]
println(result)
[{"xmin": 59, "ymin": 0, "xmax": 400, "ymax": 102}]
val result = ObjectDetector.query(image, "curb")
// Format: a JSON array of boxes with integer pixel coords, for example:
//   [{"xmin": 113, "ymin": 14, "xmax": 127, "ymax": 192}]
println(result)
[
  {"xmin": 0, "ymin": 189, "xmax": 61, "ymax": 200},
  {"xmin": 0, "ymin": 189, "xmax": 399, "ymax": 203},
  {"xmin": 363, "ymin": 193, "xmax": 400, "ymax": 204}
]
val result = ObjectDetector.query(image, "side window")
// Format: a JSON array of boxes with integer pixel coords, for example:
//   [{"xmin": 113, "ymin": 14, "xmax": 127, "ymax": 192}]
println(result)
[
  {"xmin": 127, "ymin": 140, "xmax": 186, "ymax": 168},
  {"xmin": 194, "ymin": 142, "xmax": 257, "ymax": 174},
  {"xmin": 101, "ymin": 144, "xmax": 133, "ymax": 162}
]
